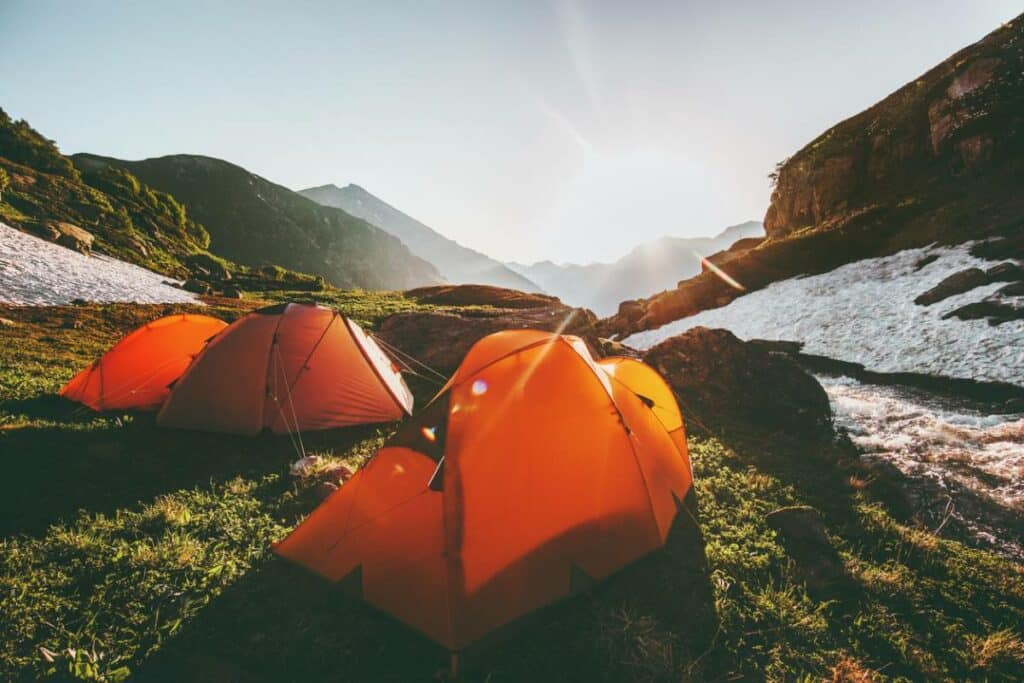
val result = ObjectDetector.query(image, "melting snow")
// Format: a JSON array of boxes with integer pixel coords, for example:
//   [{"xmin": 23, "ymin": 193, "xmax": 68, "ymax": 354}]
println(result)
[
  {"xmin": 0, "ymin": 222, "xmax": 199, "ymax": 306},
  {"xmin": 625, "ymin": 243, "xmax": 1024, "ymax": 386},
  {"xmin": 822, "ymin": 375, "xmax": 1024, "ymax": 556}
]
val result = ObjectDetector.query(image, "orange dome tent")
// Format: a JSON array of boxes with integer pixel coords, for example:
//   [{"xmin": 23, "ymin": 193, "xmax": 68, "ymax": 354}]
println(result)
[
  {"xmin": 274, "ymin": 329, "xmax": 693, "ymax": 651},
  {"xmin": 156, "ymin": 302, "xmax": 413, "ymax": 435},
  {"xmin": 60, "ymin": 314, "xmax": 227, "ymax": 412}
]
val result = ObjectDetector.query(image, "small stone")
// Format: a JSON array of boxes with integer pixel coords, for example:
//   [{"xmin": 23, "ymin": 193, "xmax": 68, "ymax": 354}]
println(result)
[
  {"xmin": 315, "ymin": 481, "xmax": 339, "ymax": 501},
  {"xmin": 182, "ymin": 279, "xmax": 211, "ymax": 294},
  {"xmin": 322, "ymin": 464, "xmax": 353, "ymax": 484}
]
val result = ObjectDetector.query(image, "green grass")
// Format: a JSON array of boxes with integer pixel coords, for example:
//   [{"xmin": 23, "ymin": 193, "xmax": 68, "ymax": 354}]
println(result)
[{"xmin": 1, "ymin": 302, "xmax": 1023, "ymax": 681}]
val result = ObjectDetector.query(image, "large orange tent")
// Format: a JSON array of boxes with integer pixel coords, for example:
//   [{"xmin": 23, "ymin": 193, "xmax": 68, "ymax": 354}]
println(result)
[
  {"xmin": 156, "ymin": 302, "xmax": 413, "ymax": 435},
  {"xmin": 274, "ymin": 329, "xmax": 693, "ymax": 651},
  {"xmin": 60, "ymin": 313, "xmax": 227, "ymax": 412}
]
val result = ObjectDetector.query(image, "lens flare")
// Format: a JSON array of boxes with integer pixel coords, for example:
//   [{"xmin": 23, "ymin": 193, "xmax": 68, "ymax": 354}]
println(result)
[
  {"xmin": 696, "ymin": 251, "xmax": 746, "ymax": 291},
  {"xmin": 421, "ymin": 426, "xmax": 437, "ymax": 442}
]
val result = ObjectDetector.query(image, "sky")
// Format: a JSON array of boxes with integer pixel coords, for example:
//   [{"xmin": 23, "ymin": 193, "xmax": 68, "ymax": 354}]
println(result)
[{"xmin": 0, "ymin": 1, "xmax": 1020, "ymax": 264}]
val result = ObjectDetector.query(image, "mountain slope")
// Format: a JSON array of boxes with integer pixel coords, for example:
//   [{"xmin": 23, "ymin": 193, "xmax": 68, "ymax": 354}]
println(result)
[
  {"xmin": 74, "ymin": 155, "xmax": 443, "ymax": 291},
  {"xmin": 509, "ymin": 221, "xmax": 763, "ymax": 316},
  {"xmin": 601, "ymin": 13, "xmax": 1024, "ymax": 337},
  {"xmin": 299, "ymin": 183, "xmax": 541, "ymax": 292},
  {"xmin": 0, "ymin": 108, "xmax": 210, "ymax": 277}
]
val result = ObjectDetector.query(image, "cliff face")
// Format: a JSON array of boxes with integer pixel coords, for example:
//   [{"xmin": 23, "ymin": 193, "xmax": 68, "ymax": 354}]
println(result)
[
  {"xmin": 601, "ymin": 14, "xmax": 1024, "ymax": 338},
  {"xmin": 765, "ymin": 18, "xmax": 1023, "ymax": 240}
]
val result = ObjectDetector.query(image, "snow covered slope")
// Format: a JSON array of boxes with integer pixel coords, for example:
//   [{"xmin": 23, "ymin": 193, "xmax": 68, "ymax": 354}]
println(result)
[
  {"xmin": 0, "ymin": 222, "xmax": 199, "ymax": 306},
  {"xmin": 625, "ymin": 243, "xmax": 1024, "ymax": 386}
]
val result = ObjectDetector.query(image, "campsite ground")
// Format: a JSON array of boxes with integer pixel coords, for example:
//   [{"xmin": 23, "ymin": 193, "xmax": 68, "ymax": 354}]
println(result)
[{"xmin": 1, "ymin": 298, "xmax": 1023, "ymax": 682}]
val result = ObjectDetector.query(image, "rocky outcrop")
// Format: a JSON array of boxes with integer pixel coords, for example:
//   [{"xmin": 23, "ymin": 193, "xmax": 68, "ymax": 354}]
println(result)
[
  {"xmin": 943, "ymin": 299, "xmax": 1023, "ymax": 325},
  {"xmin": 971, "ymin": 231, "xmax": 1024, "ymax": 261},
  {"xmin": 642, "ymin": 327, "xmax": 832, "ymax": 439},
  {"xmin": 915, "ymin": 262, "xmax": 1024, "ymax": 305},
  {"xmin": 599, "ymin": 15, "xmax": 1024, "ymax": 339},
  {"xmin": 765, "ymin": 19, "xmax": 1022, "ymax": 241},
  {"xmin": 378, "ymin": 286, "xmax": 599, "ymax": 375},
  {"xmin": 41, "ymin": 221, "xmax": 94, "ymax": 255},
  {"xmin": 701, "ymin": 236, "xmax": 766, "ymax": 274}
]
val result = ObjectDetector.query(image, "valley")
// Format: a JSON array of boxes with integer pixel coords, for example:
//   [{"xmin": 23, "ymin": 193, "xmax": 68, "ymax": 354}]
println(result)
[{"xmin": 1, "ymin": 7, "xmax": 1023, "ymax": 682}]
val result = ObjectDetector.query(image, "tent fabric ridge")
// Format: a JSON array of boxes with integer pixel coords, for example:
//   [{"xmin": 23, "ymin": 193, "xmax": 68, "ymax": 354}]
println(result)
[
  {"xmin": 444, "ymin": 335, "xmax": 565, "ymax": 392},
  {"xmin": 343, "ymin": 317, "xmax": 410, "ymax": 416}
]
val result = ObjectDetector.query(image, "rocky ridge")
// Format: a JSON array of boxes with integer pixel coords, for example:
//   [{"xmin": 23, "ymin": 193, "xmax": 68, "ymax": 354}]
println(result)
[{"xmin": 600, "ymin": 14, "xmax": 1024, "ymax": 338}]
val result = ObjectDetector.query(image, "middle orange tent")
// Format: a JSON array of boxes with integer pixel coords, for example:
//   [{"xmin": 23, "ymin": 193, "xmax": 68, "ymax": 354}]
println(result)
[
  {"xmin": 157, "ymin": 302, "xmax": 413, "ymax": 435},
  {"xmin": 274, "ymin": 329, "xmax": 693, "ymax": 651}
]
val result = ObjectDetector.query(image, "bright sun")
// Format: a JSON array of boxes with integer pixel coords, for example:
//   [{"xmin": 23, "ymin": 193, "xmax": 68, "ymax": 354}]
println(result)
[{"xmin": 536, "ymin": 146, "xmax": 728, "ymax": 263}]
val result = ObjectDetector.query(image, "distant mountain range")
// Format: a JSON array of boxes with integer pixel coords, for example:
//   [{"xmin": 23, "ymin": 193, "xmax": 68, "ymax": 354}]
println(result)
[
  {"xmin": 72, "ymin": 154, "xmax": 443, "ymax": 290},
  {"xmin": 299, "ymin": 183, "xmax": 542, "ymax": 293},
  {"xmin": 508, "ymin": 221, "xmax": 764, "ymax": 316}
]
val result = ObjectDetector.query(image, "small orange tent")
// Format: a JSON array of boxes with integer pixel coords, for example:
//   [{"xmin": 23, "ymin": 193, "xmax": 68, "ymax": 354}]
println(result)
[
  {"xmin": 156, "ymin": 302, "xmax": 413, "ymax": 435},
  {"xmin": 274, "ymin": 329, "xmax": 693, "ymax": 651},
  {"xmin": 60, "ymin": 314, "xmax": 227, "ymax": 412}
]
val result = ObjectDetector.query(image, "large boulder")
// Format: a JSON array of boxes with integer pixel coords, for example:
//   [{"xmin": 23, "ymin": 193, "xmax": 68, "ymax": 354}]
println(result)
[
  {"xmin": 643, "ymin": 327, "xmax": 832, "ymax": 439},
  {"xmin": 42, "ymin": 221, "xmax": 94, "ymax": 255},
  {"xmin": 378, "ymin": 288, "xmax": 599, "ymax": 375}
]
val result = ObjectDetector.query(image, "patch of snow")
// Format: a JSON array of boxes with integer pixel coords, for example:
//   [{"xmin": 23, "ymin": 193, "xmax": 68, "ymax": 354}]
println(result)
[
  {"xmin": 625, "ymin": 243, "xmax": 1024, "ymax": 385},
  {"xmin": 0, "ymin": 222, "xmax": 199, "ymax": 306}
]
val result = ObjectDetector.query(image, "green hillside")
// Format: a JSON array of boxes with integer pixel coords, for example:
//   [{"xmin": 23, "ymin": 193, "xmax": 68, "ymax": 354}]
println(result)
[
  {"xmin": 0, "ymin": 108, "xmax": 209, "ymax": 277},
  {"xmin": 75, "ymin": 154, "xmax": 445, "ymax": 291}
]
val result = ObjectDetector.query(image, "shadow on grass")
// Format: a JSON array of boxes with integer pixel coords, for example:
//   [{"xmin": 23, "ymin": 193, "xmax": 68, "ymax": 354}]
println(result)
[
  {"xmin": 0, "ymin": 411, "xmax": 388, "ymax": 539},
  {"xmin": 0, "ymin": 394, "xmax": 102, "ymax": 425},
  {"xmin": 133, "ymin": 492, "xmax": 717, "ymax": 682}
]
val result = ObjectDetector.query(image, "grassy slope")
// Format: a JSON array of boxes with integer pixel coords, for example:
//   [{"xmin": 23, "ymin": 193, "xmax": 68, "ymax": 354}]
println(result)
[
  {"xmin": 0, "ymin": 109, "xmax": 210, "ymax": 278},
  {"xmin": 1, "ymin": 301, "xmax": 1023, "ymax": 682}
]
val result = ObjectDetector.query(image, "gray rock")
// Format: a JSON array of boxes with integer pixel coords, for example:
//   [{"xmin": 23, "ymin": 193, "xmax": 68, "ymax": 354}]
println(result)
[{"xmin": 643, "ymin": 327, "xmax": 833, "ymax": 439}]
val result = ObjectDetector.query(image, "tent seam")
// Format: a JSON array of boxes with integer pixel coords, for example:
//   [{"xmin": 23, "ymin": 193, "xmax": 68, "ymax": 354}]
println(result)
[{"xmin": 561, "ymin": 338, "xmax": 663, "ymax": 542}]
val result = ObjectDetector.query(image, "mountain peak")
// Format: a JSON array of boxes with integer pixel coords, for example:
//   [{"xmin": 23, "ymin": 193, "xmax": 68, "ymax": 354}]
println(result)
[{"xmin": 299, "ymin": 184, "xmax": 544, "ymax": 293}]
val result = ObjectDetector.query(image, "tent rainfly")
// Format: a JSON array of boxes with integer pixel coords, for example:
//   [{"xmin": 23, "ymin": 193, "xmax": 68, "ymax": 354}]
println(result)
[
  {"xmin": 274, "ymin": 329, "xmax": 693, "ymax": 651},
  {"xmin": 61, "ymin": 314, "xmax": 227, "ymax": 412},
  {"xmin": 157, "ymin": 303, "xmax": 413, "ymax": 435}
]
